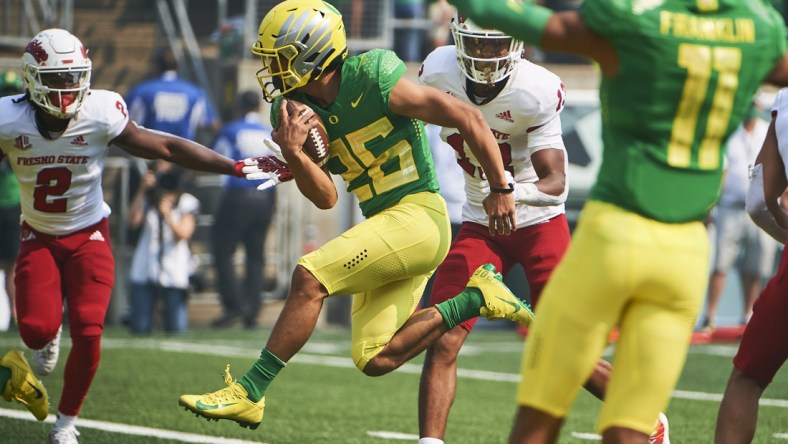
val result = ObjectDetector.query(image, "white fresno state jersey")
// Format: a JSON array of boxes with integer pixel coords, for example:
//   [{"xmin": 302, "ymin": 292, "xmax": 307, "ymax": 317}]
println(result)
[
  {"xmin": 0, "ymin": 90, "xmax": 129, "ymax": 235},
  {"xmin": 419, "ymin": 46, "xmax": 567, "ymax": 227}
]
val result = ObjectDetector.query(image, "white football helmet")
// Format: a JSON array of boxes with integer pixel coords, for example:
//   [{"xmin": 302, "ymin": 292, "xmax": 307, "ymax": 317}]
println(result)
[
  {"xmin": 450, "ymin": 10, "xmax": 523, "ymax": 85},
  {"xmin": 22, "ymin": 28, "xmax": 91, "ymax": 119}
]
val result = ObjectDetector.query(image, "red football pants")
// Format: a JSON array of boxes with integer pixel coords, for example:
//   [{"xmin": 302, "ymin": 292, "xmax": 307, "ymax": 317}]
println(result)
[{"xmin": 15, "ymin": 218, "xmax": 115, "ymax": 416}]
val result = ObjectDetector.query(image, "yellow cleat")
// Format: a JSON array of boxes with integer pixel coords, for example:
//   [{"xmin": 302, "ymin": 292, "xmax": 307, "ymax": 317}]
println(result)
[
  {"xmin": 1, "ymin": 350, "xmax": 49, "ymax": 421},
  {"xmin": 468, "ymin": 264, "xmax": 535, "ymax": 327},
  {"xmin": 179, "ymin": 364, "xmax": 264, "ymax": 429}
]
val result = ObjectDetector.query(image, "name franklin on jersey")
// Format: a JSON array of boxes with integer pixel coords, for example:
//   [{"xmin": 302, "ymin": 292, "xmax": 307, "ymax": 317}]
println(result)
[
  {"xmin": 660, "ymin": 12, "xmax": 755, "ymax": 43},
  {"xmin": 15, "ymin": 154, "xmax": 90, "ymax": 166}
]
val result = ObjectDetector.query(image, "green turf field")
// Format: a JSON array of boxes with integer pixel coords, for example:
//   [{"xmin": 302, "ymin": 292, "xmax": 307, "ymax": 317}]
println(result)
[{"xmin": 0, "ymin": 326, "xmax": 786, "ymax": 443}]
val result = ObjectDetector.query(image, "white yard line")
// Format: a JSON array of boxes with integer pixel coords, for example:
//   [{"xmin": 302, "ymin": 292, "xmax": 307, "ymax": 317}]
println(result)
[
  {"xmin": 367, "ymin": 431, "xmax": 419, "ymax": 440},
  {"xmin": 571, "ymin": 432, "xmax": 602, "ymax": 440},
  {"xmin": 0, "ymin": 407, "xmax": 263, "ymax": 444}
]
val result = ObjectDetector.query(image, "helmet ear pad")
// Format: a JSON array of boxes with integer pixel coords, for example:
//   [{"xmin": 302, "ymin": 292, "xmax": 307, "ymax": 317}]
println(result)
[
  {"xmin": 252, "ymin": 0, "xmax": 348, "ymax": 101},
  {"xmin": 21, "ymin": 28, "xmax": 92, "ymax": 119}
]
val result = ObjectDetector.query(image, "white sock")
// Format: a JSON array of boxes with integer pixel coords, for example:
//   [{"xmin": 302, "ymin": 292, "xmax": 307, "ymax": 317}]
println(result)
[
  {"xmin": 418, "ymin": 438, "xmax": 444, "ymax": 444},
  {"xmin": 55, "ymin": 412, "xmax": 77, "ymax": 429}
]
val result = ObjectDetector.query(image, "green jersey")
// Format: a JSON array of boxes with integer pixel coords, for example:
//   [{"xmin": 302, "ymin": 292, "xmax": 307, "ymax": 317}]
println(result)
[
  {"xmin": 582, "ymin": 0, "xmax": 786, "ymax": 222},
  {"xmin": 273, "ymin": 49, "xmax": 439, "ymax": 218}
]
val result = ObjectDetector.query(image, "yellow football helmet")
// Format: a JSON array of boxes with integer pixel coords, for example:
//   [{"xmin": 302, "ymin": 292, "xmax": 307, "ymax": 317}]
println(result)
[{"xmin": 252, "ymin": 0, "xmax": 347, "ymax": 102}]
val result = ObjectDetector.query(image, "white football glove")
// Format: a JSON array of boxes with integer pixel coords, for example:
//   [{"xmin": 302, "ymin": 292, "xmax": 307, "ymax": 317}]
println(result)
[
  {"xmin": 233, "ymin": 155, "xmax": 293, "ymax": 190},
  {"xmin": 480, "ymin": 171, "xmax": 566, "ymax": 207}
]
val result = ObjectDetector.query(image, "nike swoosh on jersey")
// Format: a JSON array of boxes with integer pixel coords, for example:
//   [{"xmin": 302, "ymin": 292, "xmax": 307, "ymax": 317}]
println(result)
[
  {"xmin": 195, "ymin": 399, "xmax": 238, "ymax": 411},
  {"xmin": 351, "ymin": 93, "xmax": 363, "ymax": 108}
]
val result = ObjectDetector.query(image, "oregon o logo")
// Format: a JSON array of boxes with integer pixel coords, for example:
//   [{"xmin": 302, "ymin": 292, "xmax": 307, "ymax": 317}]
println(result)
[{"xmin": 329, "ymin": 115, "xmax": 339, "ymax": 124}]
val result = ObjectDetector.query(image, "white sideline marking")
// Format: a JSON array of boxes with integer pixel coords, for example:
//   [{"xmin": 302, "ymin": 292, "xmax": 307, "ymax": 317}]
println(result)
[
  {"xmin": 0, "ymin": 407, "xmax": 263, "ymax": 444},
  {"xmin": 774, "ymin": 433, "xmax": 788, "ymax": 440},
  {"xmin": 571, "ymin": 432, "xmax": 602, "ymax": 440},
  {"xmin": 367, "ymin": 431, "xmax": 419, "ymax": 440}
]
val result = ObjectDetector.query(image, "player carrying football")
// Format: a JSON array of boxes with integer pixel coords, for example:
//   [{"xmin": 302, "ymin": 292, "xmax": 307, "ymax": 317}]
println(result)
[
  {"xmin": 179, "ymin": 0, "xmax": 533, "ymax": 431},
  {"xmin": 448, "ymin": 0, "xmax": 788, "ymax": 443}
]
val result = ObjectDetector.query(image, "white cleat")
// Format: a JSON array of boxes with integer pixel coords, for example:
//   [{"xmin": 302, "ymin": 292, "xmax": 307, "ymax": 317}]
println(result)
[
  {"xmin": 32, "ymin": 325, "xmax": 62, "ymax": 376},
  {"xmin": 48, "ymin": 425, "xmax": 80, "ymax": 444}
]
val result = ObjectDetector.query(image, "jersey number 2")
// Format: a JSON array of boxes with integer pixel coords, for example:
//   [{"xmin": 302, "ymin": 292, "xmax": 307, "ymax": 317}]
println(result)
[
  {"xmin": 668, "ymin": 44, "xmax": 741, "ymax": 170},
  {"xmin": 34, "ymin": 167, "xmax": 72, "ymax": 213}
]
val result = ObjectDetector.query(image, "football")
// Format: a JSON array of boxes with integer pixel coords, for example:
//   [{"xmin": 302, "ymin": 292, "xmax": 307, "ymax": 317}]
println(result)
[{"xmin": 286, "ymin": 100, "xmax": 330, "ymax": 167}]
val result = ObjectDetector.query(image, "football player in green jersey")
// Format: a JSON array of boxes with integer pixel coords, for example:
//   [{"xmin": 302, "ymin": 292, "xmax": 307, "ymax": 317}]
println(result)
[
  {"xmin": 178, "ymin": 0, "xmax": 534, "ymax": 430},
  {"xmin": 449, "ymin": 0, "xmax": 788, "ymax": 443}
]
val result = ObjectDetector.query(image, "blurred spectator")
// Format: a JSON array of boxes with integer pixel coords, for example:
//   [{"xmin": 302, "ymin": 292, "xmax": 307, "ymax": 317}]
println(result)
[
  {"xmin": 701, "ymin": 103, "xmax": 778, "ymax": 332},
  {"xmin": 125, "ymin": 47, "xmax": 220, "ymax": 144},
  {"xmin": 394, "ymin": 0, "xmax": 426, "ymax": 62},
  {"xmin": 213, "ymin": 16, "xmax": 246, "ymax": 60},
  {"xmin": 210, "ymin": 91, "xmax": 277, "ymax": 329},
  {"xmin": 0, "ymin": 70, "xmax": 24, "ymax": 331},
  {"xmin": 428, "ymin": 0, "xmax": 454, "ymax": 50},
  {"xmin": 128, "ymin": 161, "xmax": 199, "ymax": 334}
]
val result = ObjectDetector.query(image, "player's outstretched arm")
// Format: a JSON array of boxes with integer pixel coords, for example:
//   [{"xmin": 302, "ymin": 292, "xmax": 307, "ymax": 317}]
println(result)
[
  {"xmin": 449, "ymin": 0, "xmax": 617, "ymax": 75},
  {"xmin": 389, "ymin": 76, "xmax": 515, "ymax": 235},
  {"xmin": 110, "ymin": 121, "xmax": 237, "ymax": 176}
]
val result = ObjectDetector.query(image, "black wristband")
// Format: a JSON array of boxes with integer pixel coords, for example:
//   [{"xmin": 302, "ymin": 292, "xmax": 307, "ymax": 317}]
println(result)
[{"xmin": 490, "ymin": 183, "xmax": 515, "ymax": 194}]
